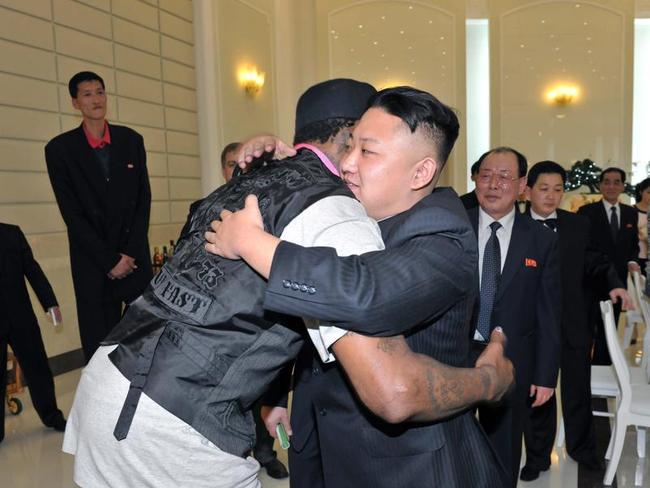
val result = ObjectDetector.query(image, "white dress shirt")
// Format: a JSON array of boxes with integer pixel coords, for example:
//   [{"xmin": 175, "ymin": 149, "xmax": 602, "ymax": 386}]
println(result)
[
  {"xmin": 530, "ymin": 209, "xmax": 558, "ymax": 231},
  {"xmin": 474, "ymin": 207, "xmax": 516, "ymax": 342}
]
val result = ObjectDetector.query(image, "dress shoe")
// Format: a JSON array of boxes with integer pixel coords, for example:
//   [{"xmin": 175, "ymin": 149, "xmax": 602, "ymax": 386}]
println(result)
[
  {"xmin": 519, "ymin": 465, "xmax": 548, "ymax": 482},
  {"xmin": 578, "ymin": 456, "xmax": 605, "ymax": 471},
  {"xmin": 262, "ymin": 458, "xmax": 289, "ymax": 479},
  {"xmin": 45, "ymin": 413, "xmax": 67, "ymax": 432}
]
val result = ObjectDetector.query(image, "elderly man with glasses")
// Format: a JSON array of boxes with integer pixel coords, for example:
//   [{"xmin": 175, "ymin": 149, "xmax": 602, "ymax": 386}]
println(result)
[{"xmin": 467, "ymin": 146, "xmax": 562, "ymax": 487}]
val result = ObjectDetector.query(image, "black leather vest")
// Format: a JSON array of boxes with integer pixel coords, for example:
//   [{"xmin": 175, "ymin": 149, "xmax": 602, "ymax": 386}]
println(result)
[{"xmin": 104, "ymin": 149, "xmax": 351, "ymax": 457}]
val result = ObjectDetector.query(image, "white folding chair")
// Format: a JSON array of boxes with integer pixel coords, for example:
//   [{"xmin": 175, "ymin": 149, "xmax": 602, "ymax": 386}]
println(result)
[
  {"xmin": 632, "ymin": 272, "xmax": 650, "ymax": 381},
  {"xmin": 555, "ymin": 364, "xmax": 618, "ymax": 449},
  {"xmin": 624, "ymin": 273, "xmax": 644, "ymax": 349},
  {"xmin": 601, "ymin": 300, "xmax": 650, "ymax": 486},
  {"xmin": 555, "ymin": 318, "xmax": 647, "ymax": 451}
]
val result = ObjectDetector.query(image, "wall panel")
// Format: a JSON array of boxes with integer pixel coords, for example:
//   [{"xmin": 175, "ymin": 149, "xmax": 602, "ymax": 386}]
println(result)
[
  {"xmin": 314, "ymin": 0, "xmax": 467, "ymax": 189},
  {"xmin": 0, "ymin": 6, "xmax": 54, "ymax": 49}
]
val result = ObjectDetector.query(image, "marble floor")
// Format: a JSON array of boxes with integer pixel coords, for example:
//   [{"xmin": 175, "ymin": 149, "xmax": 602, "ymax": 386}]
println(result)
[{"xmin": 1, "ymin": 345, "xmax": 648, "ymax": 487}]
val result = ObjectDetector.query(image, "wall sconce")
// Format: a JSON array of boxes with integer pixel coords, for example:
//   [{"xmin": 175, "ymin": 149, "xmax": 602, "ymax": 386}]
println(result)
[
  {"xmin": 546, "ymin": 85, "xmax": 579, "ymax": 106},
  {"xmin": 238, "ymin": 67, "xmax": 265, "ymax": 97}
]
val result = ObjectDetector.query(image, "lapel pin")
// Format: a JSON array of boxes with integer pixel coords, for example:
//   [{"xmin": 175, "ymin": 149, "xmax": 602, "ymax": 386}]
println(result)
[
  {"xmin": 525, "ymin": 258, "xmax": 537, "ymax": 268},
  {"xmin": 625, "ymin": 223, "xmax": 633, "ymax": 228},
  {"xmin": 127, "ymin": 163, "xmax": 134, "ymax": 169}
]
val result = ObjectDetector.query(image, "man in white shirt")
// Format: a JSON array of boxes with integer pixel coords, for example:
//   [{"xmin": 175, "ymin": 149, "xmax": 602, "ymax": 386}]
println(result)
[
  {"xmin": 520, "ymin": 161, "xmax": 631, "ymax": 480},
  {"xmin": 577, "ymin": 167, "xmax": 640, "ymax": 364},
  {"xmin": 467, "ymin": 147, "xmax": 562, "ymax": 487}
]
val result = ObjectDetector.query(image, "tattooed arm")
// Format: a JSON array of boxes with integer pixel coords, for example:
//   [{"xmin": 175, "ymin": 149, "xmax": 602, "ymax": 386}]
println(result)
[{"xmin": 331, "ymin": 329, "xmax": 513, "ymax": 423}]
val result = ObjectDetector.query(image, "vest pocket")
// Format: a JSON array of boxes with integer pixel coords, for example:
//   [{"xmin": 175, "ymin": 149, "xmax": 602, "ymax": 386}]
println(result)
[{"xmin": 223, "ymin": 400, "xmax": 255, "ymax": 443}]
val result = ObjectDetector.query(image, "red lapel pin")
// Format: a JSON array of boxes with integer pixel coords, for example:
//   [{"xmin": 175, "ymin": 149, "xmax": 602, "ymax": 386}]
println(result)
[{"xmin": 525, "ymin": 258, "xmax": 537, "ymax": 268}]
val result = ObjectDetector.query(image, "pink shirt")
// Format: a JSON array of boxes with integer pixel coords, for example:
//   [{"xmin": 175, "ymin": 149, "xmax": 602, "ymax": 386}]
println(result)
[
  {"xmin": 83, "ymin": 121, "xmax": 111, "ymax": 149},
  {"xmin": 294, "ymin": 143, "xmax": 339, "ymax": 177}
]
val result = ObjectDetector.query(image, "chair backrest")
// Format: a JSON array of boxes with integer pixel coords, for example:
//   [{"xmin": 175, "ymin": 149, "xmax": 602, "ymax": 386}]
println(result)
[
  {"xmin": 629, "ymin": 272, "xmax": 641, "ymax": 312},
  {"xmin": 632, "ymin": 272, "xmax": 650, "ymax": 378},
  {"xmin": 632, "ymin": 271, "xmax": 645, "ymax": 314},
  {"xmin": 601, "ymin": 300, "xmax": 632, "ymax": 410}
]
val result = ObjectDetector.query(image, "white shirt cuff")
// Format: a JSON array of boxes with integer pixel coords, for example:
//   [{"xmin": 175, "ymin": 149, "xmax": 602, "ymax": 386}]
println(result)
[
  {"xmin": 303, "ymin": 319, "xmax": 348, "ymax": 363},
  {"xmin": 317, "ymin": 325, "xmax": 348, "ymax": 363}
]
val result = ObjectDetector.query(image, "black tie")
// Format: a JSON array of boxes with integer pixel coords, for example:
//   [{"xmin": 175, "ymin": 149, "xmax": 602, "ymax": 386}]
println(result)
[
  {"xmin": 476, "ymin": 221, "xmax": 501, "ymax": 341},
  {"xmin": 610, "ymin": 207, "xmax": 619, "ymax": 240},
  {"xmin": 539, "ymin": 218, "xmax": 557, "ymax": 231}
]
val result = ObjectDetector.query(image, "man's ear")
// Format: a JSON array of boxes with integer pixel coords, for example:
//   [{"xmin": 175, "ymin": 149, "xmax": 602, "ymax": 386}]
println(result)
[
  {"xmin": 411, "ymin": 157, "xmax": 438, "ymax": 190},
  {"xmin": 524, "ymin": 186, "xmax": 532, "ymax": 200},
  {"xmin": 71, "ymin": 98, "xmax": 79, "ymax": 110},
  {"xmin": 517, "ymin": 176, "xmax": 528, "ymax": 196}
]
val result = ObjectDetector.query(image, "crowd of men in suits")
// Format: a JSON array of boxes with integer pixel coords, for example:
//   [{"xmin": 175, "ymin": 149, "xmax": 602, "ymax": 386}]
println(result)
[{"xmin": 460, "ymin": 158, "xmax": 639, "ymax": 484}]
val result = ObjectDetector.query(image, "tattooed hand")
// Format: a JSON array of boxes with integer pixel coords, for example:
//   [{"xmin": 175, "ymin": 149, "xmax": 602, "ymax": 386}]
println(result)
[{"xmin": 474, "ymin": 327, "xmax": 514, "ymax": 402}]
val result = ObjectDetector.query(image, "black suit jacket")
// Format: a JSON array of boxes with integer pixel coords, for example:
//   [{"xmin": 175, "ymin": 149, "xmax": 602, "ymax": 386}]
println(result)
[
  {"xmin": 468, "ymin": 208, "xmax": 561, "ymax": 392},
  {"xmin": 0, "ymin": 224, "xmax": 57, "ymax": 338},
  {"xmin": 577, "ymin": 200, "xmax": 639, "ymax": 283},
  {"xmin": 45, "ymin": 123, "xmax": 152, "ymax": 303},
  {"xmin": 460, "ymin": 189, "xmax": 479, "ymax": 209},
  {"xmin": 265, "ymin": 188, "xmax": 506, "ymax": 487},
  {"xmin": 544, "ymin": 209, "xmax": 622, "ymax": 348}
]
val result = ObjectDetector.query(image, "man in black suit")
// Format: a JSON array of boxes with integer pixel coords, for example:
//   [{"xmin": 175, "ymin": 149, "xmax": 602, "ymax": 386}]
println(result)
[
  {"xmin": 45, "ymin": 71, "xmax": 152, "ymax": 362},
  {"xmin": 460, "ymin": 159, "xmax": 480, "ymax": 208},
  {"xmin": 577, "ymin": 167, "xmax": 640, "ymax": 364},
  {"xmin": 520, "ymin": 161, "xmax": 631, "ymax": 481},
  {"xmin": 207, "ymin": 87, "xmax": 511, "ymax": 487},
  {"xmin": 0, "ymin": 223, "xmax": 66, "ymax": 441},
  {"xmin": 468, "ymin": 147, "xmax": 562, "ymax": 487}
]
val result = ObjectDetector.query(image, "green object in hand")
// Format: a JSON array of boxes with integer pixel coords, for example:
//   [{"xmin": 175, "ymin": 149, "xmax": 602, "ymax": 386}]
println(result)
[{"xmin": 276, "ymin": 423, "xmax": 290, "ymax": 450}]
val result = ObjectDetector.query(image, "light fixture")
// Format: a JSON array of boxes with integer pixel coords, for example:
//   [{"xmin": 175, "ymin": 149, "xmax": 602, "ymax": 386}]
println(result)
[
  {"xmin": 238, "ymin": 66, "xmax": 265, "ymax": 97},
  {"xmin": 546, "ymin": 84, "xmax": 579, "ymax": 106}
]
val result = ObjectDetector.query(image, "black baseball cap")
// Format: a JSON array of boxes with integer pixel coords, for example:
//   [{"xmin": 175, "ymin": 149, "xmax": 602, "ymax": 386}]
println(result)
[{"xmin": 295, "ymin": 78, "xmax": 376, "ymax": 133}]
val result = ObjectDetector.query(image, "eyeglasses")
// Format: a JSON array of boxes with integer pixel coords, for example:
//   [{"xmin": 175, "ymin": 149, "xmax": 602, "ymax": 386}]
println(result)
[{"xmin": 478, "ymin": 170, "xmax": 520, "ymax": 188}]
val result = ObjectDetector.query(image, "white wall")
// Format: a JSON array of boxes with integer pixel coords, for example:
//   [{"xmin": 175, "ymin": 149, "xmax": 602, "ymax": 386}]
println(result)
[
  {"xmin": 489, "ymin": 0, "xmax": 635, "ymax": 173},
  {"xmin": 632, "ymin": 18, "xmax": 650, "ymax": 182},
  {"xmin": 466, "ymin": 18, "xmax": 490, "ymax": 189},
  {"xmin": 312, "ymin": 0, "xmax": 468, "ymax": 190}
]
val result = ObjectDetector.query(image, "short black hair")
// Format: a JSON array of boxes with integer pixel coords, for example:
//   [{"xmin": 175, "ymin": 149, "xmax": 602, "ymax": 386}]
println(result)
[
  {"xmin": 527, "ymin": 160, "xmax": 567, "ymax": 187},
  {"xmin": 599, "ymin": 167, "xmax": 626, "ymax": 184},
  {"xmin": 68, "ymin": 71, "xmax": 105, "ymax": 98},
  {"xmin": 470, "ymin": 160, "xmax": 481, "ymax": 176},
  {"xmin": 476, "ymin": 147, "xmax": 528, "ymax": 178},
  {"xmin": 293, "ymin": 117, "xmax": 357, "ymax": 145},
  {"xmin": 220, "ymin": 142, "xmax": 241, "ymax": 168},
  {"xmin": 367, "ymin": 86, "xmax": 459, "ymax": 166},
  {"xmin": 635, "ymin": 177, "xmax": 650, "ymax": 201}
]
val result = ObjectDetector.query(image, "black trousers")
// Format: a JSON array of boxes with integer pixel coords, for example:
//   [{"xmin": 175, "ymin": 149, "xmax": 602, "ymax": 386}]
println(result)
[
  {"xmin": 1, "ymin": 324, "xmax": 62, "ymax": 441},
  {"xmin": 523, "ymin": 343, "xmax": 596, "ymax": 469},
  {"xmin": 76, "ymin": 295, "xmax": 123, "ymax": 363},
  {"xmin": 252, "ymin": 400, "xmax": 279, "ymax": 465},
  {"xmin": 591, "ymin": 300, "xmax": 621, "ymax": 365},
  {"xmin": 288, "ymin": 409, "xmax": 325, "ymax": 488},
  {"xmin": 471, "ymin": 342, "xmax": 525, "ymax": 488},
  {"xmin": 476, "ymin": 396, "xmax": 526, "ymax": 488}
]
